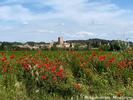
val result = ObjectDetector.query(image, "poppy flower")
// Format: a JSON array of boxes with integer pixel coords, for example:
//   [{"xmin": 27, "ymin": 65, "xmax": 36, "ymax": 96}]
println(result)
[
  {"xmin": 2, "ymin": 57, "xmax": 7, "ymax": 62},
  {"xmin": 3, "ymin": 68, "xmax": 7, "ymax": 73},
  {"xmin": 99, "ymin": 56, "xmax": 106, "ymax": 61},
  {"xmin": 56, "ymin": 68, "xmax": 64, "ymax": 77},
  {"xmin": 38, "ymin": 65, "xmax": 42, "ymax": 68},
  {"xmin": 10, "ymin": 55, "xmax": 15, "ymax": 59},
  {"xmin": 118, "ymin": 60, "xmax": 126, "ymax": 68},
  {"xmin": 44, "ymin": 63, "xmax": 50, "ymax": 69},
  {"xmin": 51, "ymin": 66, "xmax": 57, "ymax": 73},
  {"xmin": 1, "ymin": 52, "xmax": 4, "ymax": 56},
  {"xmin": 41, "ymin": 75, "xmax": 47, "ymax": 80},
  {"xmin": 12, "ymin": 50, "xmax": 15, "ymax": 52},
  {"xmin": 108, "ymin": 57, "xmax": 115, "ymax": 63},
  {"xmin": 53, "ymin": 77, "xmax": 57, "ymax": 81}
]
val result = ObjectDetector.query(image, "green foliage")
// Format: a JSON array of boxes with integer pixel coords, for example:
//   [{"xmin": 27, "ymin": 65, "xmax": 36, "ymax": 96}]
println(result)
[{"xmin": 99, "ymin": 41, "xmax": 130, "ymax": 51}]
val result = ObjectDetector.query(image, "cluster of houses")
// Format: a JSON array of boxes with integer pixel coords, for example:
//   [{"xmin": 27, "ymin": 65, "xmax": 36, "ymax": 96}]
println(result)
[
  {"xmin": 55, "ymin": 37, "xmax": 74, "ymax": 48},
  {"xmin": 16, "ymin": 37, "xmax": 75, "ymax": 50}
]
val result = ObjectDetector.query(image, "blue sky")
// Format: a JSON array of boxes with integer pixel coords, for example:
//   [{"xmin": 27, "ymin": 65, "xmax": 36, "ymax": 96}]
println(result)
[{"xmin": 0, "ymin": 0, "xmax": 133, "ymax": 42}]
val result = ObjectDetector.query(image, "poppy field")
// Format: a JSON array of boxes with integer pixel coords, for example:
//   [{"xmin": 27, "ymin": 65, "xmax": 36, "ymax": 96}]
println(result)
[{"xmin": 0, "ymin": 49, "xmax": 133, "ymax": 100}]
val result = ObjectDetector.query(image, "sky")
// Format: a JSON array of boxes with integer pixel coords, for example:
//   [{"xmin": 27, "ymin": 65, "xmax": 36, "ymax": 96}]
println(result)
[{"xmin": 0, "ymin": 0, "xmax": 133, "ymax": 42}]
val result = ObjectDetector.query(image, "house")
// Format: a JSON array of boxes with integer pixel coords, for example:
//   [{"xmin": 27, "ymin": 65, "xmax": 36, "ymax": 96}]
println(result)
[{"xmin": 56, "ymin": 37, "xmax": 71, "ymax": 48}]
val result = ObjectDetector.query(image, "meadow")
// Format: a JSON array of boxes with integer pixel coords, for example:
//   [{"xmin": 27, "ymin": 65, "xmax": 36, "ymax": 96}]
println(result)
[{"xmin": 0, "ymin": 49, "xmax": 133, "ymax": 100}]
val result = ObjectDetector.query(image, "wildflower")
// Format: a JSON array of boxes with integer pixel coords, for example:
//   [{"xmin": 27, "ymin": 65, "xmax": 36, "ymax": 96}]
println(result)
[
  {"xmin": 118, "ymin": 60, "xmax": 126, "ymax": 68},
  {"xmin": 2, "ymin": 57, "xmax": 7, "ymax": 62},
  {"xmin": 1, "ymin": 52, "xmax": 4, "ymax": 56},
  {"xmin": 44, "ymin": 63, "xmax": 50, "ymax": 69},
  {"xmin": 3, "ymin": 68, "xmax": 7, "ymax": 73},
  {"xmin": 74, "ymin": 83, "xmax": 82, "ymax": 90},
  {"xmin": 51, "ymin": 66, "xmax": 57, "ymax": 73},
  {"xmin": 37, "ymin": 65, "xmax": 42, "ymax": 68},
  {"xmin": 56, "ymin": 68, "xmax": 64, "ymax": 77},
  {"xmin": 12, "ymin": 50, "xmax": 15, "ymax": 52},
  {"xmin": 41, "ymin": 75, "xmax": 47, "ymax": 80},
  {"xmin": 99, "ymin": 56, "xmax": 106, "ymax": 61},
  {"xmin": 108, "ymin": 57, "xmax": 115, "ymax": 63},
  {"xmin": 23, "ymin": 64, "xmax": 29, "ymax": 70},
  {"xmin": 10, "ymin": 55, "xmax": 15, "ymax": 59},
  {"xmin": 53, "ymin": 77, "xmax": 57, "ymax": 81}
]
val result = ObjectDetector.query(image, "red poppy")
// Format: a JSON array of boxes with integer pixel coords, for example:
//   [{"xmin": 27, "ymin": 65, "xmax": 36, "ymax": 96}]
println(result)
[
  {"xmin": 56, "ymin": 69, "xmax": 64, "ymax": 77},
  {"xmin": 53, "ymin": 77, "xmax": 57, "ymax": 81},
  {"xmin": 38, "ymin": 65, "xmax": 42, "ymax": 68},
  {"xmin": 118, "ymin": 60, "xmax": 126, "ymax": 68},
  {"xmin": 23, "ymin": 64, "xmax": 29, "ymax": 70},
  {"xmin": 44, "ymin": 63, "xmax": 50, "ymax": 69},
  {"xmin": 99, "ymin": 56, "xmax": 106, "ymax": 61},
  {"xmin": 41, "ymin": 75, "xmax": 47, "ymax": 80},
  {"xmin": 10, "ymin": 55, "xmax": 15, "ymax": 59},
  {"xmin": 2, "ymin": 57, "xmax": 7, "ymax": 62},
  {"xmin": 1, "ymin": 52, "xmax": 4, "ymax": 56},
  {"xmin": 3, "ymin": 68, "xmax": 7, "ymax": 73},
  {"xmin": 108, "ymin": 57, "xmax": 115, "ymax": 63},
  {"xmin": 51, "ymin": 66, "xmax": 57, "ymax": 73},
  {"xmin": 12, "ymin": 50, "xmax": 15, "ymax": 52}
]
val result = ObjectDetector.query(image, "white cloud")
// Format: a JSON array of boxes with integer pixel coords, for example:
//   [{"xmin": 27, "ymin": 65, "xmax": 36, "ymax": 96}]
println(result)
[
  {"xmin": 66, "ymin": 31, "xmax": 96, "ymax": 39},
  {"xmin": 35, "ymin": 29, "xmax": 55, "ymax": 34},
  {"xmin": 0, "ymin": 0, "xmax": 133, "ymax": 41},
  {"xmin": 0, "ymin": 5, "xmax": 34, "ymax": 21},
  {"xmin": 76, "ymin": 31, "xmax": 95, "ymax": 35}
]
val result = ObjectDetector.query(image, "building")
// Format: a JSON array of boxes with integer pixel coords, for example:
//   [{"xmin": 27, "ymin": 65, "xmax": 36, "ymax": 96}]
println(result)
[
  {"xmin": 44, "ymin": 43, "xmax": 53, "ymax": 49},
  {"xmin": 58, "ymin": 37, "xmax": 64, "ymax": 45},
  {"xmin": 63, "ymin": 42, "xmax": 70, "ymax": 48},
  {"xmin": 56, "ymin": 37, "xmax": 71, "ymax": 48}
]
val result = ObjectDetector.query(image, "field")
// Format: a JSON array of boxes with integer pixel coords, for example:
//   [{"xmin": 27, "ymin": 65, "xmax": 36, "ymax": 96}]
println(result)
[{"xmin": 0, "ymin": 49, "xmax": 133, "ymax": 100}]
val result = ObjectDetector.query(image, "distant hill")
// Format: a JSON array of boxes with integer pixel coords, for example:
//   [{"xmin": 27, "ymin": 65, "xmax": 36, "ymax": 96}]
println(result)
[{"xmin": 67, "ymin": 38, "xmax": 133, "ymax": 45}]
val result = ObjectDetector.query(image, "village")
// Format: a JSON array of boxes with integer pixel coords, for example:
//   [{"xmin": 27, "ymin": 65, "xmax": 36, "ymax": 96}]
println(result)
[
  {"xmin": 15, "ymin": 37, "xmax": 87, "ymax": 50},
  {"xmin": 0, "ymin": 36, "xmax": 132, "ymax": 51}
]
